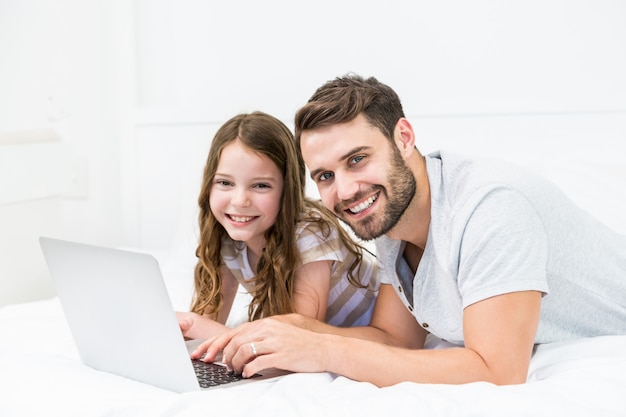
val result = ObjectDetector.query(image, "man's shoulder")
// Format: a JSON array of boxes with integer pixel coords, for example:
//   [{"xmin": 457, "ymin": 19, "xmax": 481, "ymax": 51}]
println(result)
[
  {"xmin": 374, "ymin": 235, "xmax": 404, "ymax": 263},
  {"xmin": 429, "ymin": 149, "xmax": 545, "ymax": 200}
]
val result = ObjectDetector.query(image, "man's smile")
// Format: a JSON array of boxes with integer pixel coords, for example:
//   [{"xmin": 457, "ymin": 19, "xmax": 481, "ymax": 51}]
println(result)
[{"xmin": 344, "ymin": 191, "xmax": 380, "ymax": 215}]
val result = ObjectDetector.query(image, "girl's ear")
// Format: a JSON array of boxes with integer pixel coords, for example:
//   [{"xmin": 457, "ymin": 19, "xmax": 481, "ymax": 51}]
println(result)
[{"xmin": 394, "ymin": 117, "xmax": 417, "ymax": 157}]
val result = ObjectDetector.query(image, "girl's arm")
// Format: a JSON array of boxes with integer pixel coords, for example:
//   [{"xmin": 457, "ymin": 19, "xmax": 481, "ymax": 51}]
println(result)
[
  {"xmin": 291, "ymin": 260, "xmax": 333, "ymax": 321},
  {"xmin": 177, "ymin": 265, "xmax": 240, "ymax": 340}
]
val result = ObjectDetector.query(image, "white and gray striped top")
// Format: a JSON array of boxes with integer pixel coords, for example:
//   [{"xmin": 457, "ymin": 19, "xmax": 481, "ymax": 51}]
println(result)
[{"xmin": 221, "ymin": 220, "xmax": 379, "ymax": 327}]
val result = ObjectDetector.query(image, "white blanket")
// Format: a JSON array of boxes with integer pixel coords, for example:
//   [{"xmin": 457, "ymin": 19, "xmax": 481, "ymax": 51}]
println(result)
[{"xmin": 1, "ymin": 297, "xmax": 625, "ymax": 417}]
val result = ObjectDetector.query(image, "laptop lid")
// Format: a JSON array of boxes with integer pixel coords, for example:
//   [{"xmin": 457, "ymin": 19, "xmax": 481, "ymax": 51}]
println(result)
[
  {"xmin": 40, "ymin": 236, "xmax": 289, "ymax": 392},
  {"xmin": 39, "ymin": 236, "xmax": 204, "ymax": 392}
]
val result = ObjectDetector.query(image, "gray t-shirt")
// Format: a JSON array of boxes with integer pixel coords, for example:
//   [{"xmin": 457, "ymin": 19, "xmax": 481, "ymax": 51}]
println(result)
[{"xmin": 376, "ymin": 150, "xmax": 626, "ymax": 345}]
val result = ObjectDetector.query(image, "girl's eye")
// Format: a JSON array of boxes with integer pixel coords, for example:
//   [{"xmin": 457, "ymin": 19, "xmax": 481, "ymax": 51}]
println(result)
[
  {"xmin": 254, "ymin": 183, "xmax": 271, "ymax": 189},
  {"xmin": 215, "ymin": 179, "xmax": 232, "ymax": 187}
]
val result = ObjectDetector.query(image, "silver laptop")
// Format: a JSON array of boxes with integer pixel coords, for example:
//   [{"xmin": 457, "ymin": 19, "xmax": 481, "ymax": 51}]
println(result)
[{"xmin": 39, "ymin": 236, "xmax": 288, "ymax": 392}]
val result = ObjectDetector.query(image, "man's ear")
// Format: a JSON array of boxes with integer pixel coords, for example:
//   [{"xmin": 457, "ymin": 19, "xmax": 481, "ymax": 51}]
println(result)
[{"xmin": 394, "ymin": 118, "xmax": 416, "ymax": 157}]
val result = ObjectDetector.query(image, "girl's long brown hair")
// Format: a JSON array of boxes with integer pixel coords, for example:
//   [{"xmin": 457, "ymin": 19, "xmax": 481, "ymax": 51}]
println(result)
[{"xmin": 190, "ymin": 111, "xmax": 369, "ymax": 321}]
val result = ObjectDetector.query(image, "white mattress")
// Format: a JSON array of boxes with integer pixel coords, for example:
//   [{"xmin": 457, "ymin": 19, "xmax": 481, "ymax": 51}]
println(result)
[{"xmin": 1, "ymin": 297, "xmax": 625, "ymax": 417}]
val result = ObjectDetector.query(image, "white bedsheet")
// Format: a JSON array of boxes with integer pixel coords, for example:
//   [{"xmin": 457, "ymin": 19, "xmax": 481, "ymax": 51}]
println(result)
[{"xmin": 1, "ymin": 297, "xmax": 625, "ymax": 417}]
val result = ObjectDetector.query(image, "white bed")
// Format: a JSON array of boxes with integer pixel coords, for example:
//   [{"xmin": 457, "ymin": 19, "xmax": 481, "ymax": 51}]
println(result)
[
  {"xmin": 2, "ymin": 126, "xmax": 626, "ymax": 417},
  {"xmin": 1, "ymin": 298, "xmax": 626, "ymax": 417}
]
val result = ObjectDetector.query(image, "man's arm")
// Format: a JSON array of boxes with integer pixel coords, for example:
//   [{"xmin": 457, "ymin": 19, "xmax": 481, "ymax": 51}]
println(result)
[
  {"xmin": 323, "ymin": 290, "xmax": 541, "ymax": 386},
  {"xmin": 194, "ymin": 284, "xmax": 425, "ymax": 360},
  {"xmin": 197, "ymin": 289, "xmax": 541, "ymax": 386}
]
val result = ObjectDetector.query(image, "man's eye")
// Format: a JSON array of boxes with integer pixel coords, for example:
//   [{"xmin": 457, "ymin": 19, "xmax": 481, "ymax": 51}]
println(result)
[
  {"xmin": 319, "ymin": 172, "xmax": 334, "ymax": 182},
  {"xmin": 350, "ymin": 155, "xmax": 364, "ymax": 165}
]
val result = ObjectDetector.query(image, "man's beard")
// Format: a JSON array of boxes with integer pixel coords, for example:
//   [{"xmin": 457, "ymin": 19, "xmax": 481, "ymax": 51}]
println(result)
[{"xmin": 336, "ymin": 146, "xmax": 416, "ymax": 241}]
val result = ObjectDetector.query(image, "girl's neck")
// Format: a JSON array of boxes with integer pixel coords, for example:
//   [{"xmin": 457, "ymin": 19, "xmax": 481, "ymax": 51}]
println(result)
[{"xmin": 245, "ymin": 239, "xmax": 265, "ymax": 271}]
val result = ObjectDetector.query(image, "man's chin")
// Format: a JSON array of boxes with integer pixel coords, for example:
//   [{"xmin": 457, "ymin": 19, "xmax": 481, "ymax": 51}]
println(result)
[{"xmin": 340, "ymin": 218, "xmax": 383, "ymax": 241}]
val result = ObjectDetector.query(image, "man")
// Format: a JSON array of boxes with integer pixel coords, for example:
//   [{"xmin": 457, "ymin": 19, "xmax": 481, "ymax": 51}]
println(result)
[{"xmin": 193, "ymin": 74, "xmax": 626, "ymax": 386}]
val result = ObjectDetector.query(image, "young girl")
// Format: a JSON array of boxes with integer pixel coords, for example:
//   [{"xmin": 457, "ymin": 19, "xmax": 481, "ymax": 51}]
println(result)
[{"xmin": 177, "ymin": 111, "xmax": 379, "ymax": 340}]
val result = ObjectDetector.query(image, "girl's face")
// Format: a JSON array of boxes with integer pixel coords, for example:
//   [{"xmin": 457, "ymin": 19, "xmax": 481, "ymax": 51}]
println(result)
[{"xmin": 209, "ymin": 139, "xmax": 284, "ymax": 254}]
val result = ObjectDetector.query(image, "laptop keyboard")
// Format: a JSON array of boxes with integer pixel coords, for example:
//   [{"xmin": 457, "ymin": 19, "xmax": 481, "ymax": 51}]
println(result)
[{"xmin": 192, "ymin": 359, "xmax": 245, "ymax": 388}]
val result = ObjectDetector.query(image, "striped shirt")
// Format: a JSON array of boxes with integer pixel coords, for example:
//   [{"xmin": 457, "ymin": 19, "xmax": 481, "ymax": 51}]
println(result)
[{"xmin": 221, "ymin": 220, "xmax": 379, "ymax": 327}]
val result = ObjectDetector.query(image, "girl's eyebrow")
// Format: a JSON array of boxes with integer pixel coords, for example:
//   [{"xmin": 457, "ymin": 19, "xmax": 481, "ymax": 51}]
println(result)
[
  {"xmin": 309, "ymin": 146, "xmax": 371, "ymax": 180},
  {"xmin": 252, "ymin": 176, "xmax": 280, "ymax": 183},
  {"xmin": 214, "ymin": 171, "xmax": 279, "ymax": 182}
]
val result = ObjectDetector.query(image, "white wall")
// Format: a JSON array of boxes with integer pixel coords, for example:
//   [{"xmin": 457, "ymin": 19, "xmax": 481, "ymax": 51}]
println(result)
[
  {"xmin": 1, "ymin": 0, "xmax": 625, "ymax": 306},
  {"xmin": 128, "ymin": 0, "xmax": 626, "ymax": 248},
  {"xmin": 133, "ymin": 0, "xmax": 626, "ymax": 116},
  {"xmin": 0, "ymin": 0, "xmax": 124, "ymax": 305}
]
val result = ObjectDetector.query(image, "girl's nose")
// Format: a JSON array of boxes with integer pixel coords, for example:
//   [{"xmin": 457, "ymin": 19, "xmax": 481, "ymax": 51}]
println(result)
[{"xmin": 231, "ymin": 188, "xmax": 251, "ymax": 207}]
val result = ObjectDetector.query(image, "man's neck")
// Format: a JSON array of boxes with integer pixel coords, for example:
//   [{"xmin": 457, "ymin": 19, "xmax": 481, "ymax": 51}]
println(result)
[{"xmin": 386, "ymin": 155, "xmax": 430, "ymax": 249}]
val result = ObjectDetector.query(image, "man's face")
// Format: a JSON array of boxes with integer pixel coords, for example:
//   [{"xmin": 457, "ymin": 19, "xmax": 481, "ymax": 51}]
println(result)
[{"xmin": 300, "ymin": 114, "xmax": 416, "ymax": 240}]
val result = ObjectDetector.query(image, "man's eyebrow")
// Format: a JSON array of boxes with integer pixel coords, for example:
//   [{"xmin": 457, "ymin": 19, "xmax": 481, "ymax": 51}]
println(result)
[{"xmin": 309, "ymin": 146, "xmax": 371, "ymax": 180}]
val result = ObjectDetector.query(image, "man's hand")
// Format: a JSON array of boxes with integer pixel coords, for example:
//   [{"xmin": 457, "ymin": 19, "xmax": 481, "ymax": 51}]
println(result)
[{"xmin": 191, "ymin": 316, "xmax": 331, "ymax": 377}]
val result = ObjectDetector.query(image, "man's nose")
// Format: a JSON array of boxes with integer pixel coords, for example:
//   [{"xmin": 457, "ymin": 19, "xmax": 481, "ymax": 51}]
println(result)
[{"xmin": 335, "ymin": 172, "xmax": 359, "ymax": 202}]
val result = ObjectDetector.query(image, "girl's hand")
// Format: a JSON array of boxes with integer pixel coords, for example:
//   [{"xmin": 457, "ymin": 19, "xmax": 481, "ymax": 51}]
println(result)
[{"xmin": 175, "ymin": 311, "xmax": 229, "ymax": 341}]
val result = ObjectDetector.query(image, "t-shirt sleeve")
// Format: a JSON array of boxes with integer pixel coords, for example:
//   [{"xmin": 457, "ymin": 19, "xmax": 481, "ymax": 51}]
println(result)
[
  {"xmin": 456, "ymin": 187, "xmax": 550, "ymax": 308},
  {"xmin": 374, "ymin": 235, "xmax": 403, "ymax": 285},
  {"xmin": 296, "ymin": 222, "xmax": 344, "ymax": 266}
]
